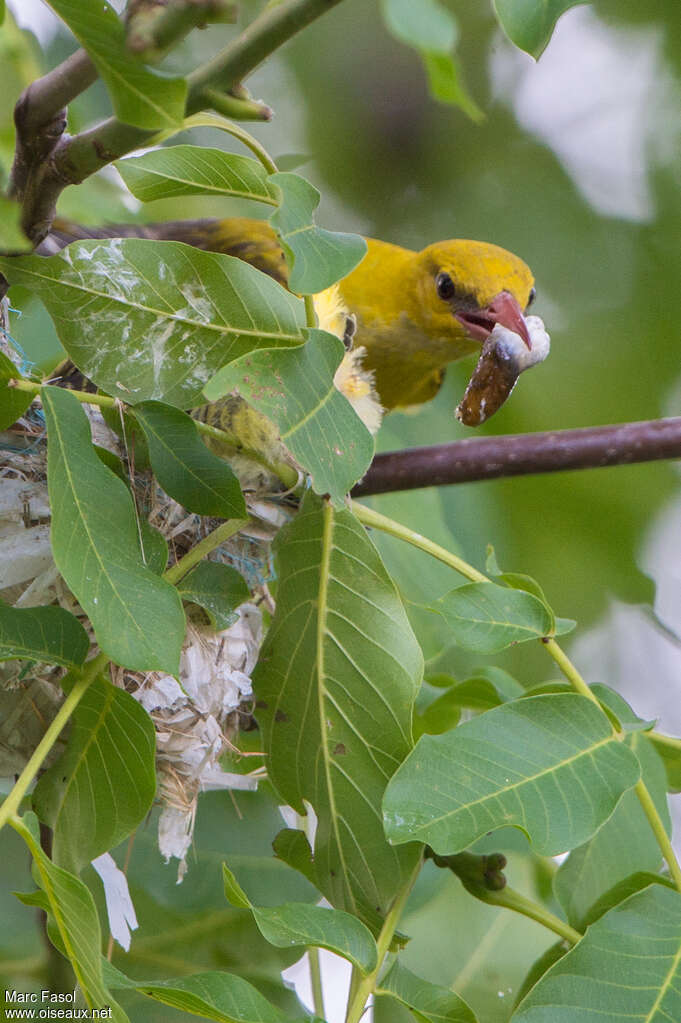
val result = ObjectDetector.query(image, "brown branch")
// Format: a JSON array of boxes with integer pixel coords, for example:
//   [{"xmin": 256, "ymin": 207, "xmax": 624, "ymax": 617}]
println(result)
[
  {"xmin": 8, "ymin": 50, "xmax": 98, "ymax": 242},
  {"xmin": 352, "ymin": 417, "xmax": 681, "ymax": 496}
]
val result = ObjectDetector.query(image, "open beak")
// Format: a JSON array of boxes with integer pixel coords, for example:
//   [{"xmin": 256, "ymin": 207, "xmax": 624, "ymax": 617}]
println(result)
[{"xmin": 455, "ymin": 290, "xmax": 532, "ymax": 349}]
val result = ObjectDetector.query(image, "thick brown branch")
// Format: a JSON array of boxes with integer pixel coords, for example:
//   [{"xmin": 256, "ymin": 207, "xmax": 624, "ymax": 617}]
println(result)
[
  {"xmin": 9, "ymin": 50, "xmax": 98, "ymax": 237},
  {"xmin": 352, "ymin": 417, "xmax": 681, "ymax": 496}
]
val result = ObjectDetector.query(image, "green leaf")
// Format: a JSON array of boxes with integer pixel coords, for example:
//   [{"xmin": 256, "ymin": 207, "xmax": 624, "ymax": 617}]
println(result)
[
  {"xmin": 0, "ymin": 349, "xmax": 31, "ymax": 428},
  {"xmin": 415, "ymin": 689, "xmax": 461, "ymax": 737},
  {"xmin": 513, "ymin": 885, "xmax": 681, "ymax": 1021},
  {"xmin": 116, "ymin": 146, "xmax": 280, "ymax": 206},
  {"xmin": 580, "ymin": 872, "xmax": 676, "ymax": 931},
  {"xmin": 0, "ymin": 600, "xmax": 88, "ymax": 668},
  {"xmin": 514, "ymin": 942, "xmax": 567, "ymax": 1010},
  {"xmin": 272, "ymin": 828, "xmax": 318, "ymax": 890},
  {"xmin": 590, "ymin": 683, "xmax": 655, "ymax": 733},
  {"xmin": 32, "ymin": 674, "xmax": 156, "ymax": 874},
  {"xmin": 553, "ymin": 732, "xmax": 670, "ymax": 931},
  {"xmin": 492, "ymin": 0, "xmax": 583, "ymax": 58},
  {"xmin": 422, "ymin": 53, "xmax": 484, "ymax": 121},
  {"xmin": 381, "ymin": 0, "xmax": 458, "ymax": 53},
  {"xmin": 269, "ymin": 172, "xmax": 367, "ymax": 293},
  {"xmin": 223, "ymin": 863, "xmax": 378, "ymax": 974},
  {"xmin": 43, "ymin": 0, "xmax": 186, "ymax": 128},
  {"xmin": 176, "ymin": 562, "xmax": 250, "ymax": 630},
  {"xmin": 0, "ymin": 194, "xmax": 31, "ymax": 251},
  {"xmin": 434, "ymin": 581, "xmax": 553, "ymax": 653},
  {"xmin": 253, "ymin": 493, "xmax": 423, "ymax": 931},
  {"xmin": 649, "ymin": 733, "xmax": 681, "ymax": 792},
  {"xmin": 134, "ymin": 400, "xmax": 246, "ymax": 518},
  {"xmin": 204, "ymin": 329, "xmax": 374, "ymax": 504},
  {"xmin": 376, "ymin": 960, "xmax": 477, "ymax": 1023},
  {"xmin": 436, "ymin": 668, "xmax": 525, "ymax": 710},
  {"xmin": 42, "ymin": 386, "xmax": 185, "ymax": 674},
  {"xmin": 106, "ymin": 968, "xmax": 291, "ymax": 1023},
  {"xmin": 139, "ymin": 518, "xmax": 168, "ymax": 575},
  {"xmin": 383, "ymin": 693, "xmax": 640, "ymax": 856},
  {"xmin": 0, "ymin": 239, "xmax": 306, "ymax": 408},
  {"xmin": 11, "ymin": 813, "xmax": 128, "ymax": 1022}
]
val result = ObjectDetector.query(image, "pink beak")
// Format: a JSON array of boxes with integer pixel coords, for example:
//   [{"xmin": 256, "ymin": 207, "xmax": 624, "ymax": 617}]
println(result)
[
  {"xmin": 455, "ymin": 290, "xmax": 532, "ymax": 349},
  {"xmin": 485, "ymin": 291, "xmax": 532, "ymax": 349}
]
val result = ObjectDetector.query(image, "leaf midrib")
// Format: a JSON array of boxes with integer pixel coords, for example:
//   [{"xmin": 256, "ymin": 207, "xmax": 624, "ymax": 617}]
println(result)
[{"xmin": 316, "ymin": 502, "xmax": 357, "ymax": 913}]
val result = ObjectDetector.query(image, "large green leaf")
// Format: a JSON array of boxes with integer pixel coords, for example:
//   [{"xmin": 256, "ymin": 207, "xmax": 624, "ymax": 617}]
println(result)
[
  {"xmin": 223, "ymin": 863, "xmax": 378, "ymax": 974},
  {"xmin": 553, "ymin": 732, "xmax": 670, "ymax": 930},
  {"xmin": 33, "ymin": 674, "xmax": 156, "ymax": 875},
  {"xmin": 42, "ymin": 386, "xmax": 185, "ymax": 674},
  {"xmin": 204, "ymin": 329, "xmax": 374, "ymax": 504},
  {"xmin": 383, "ymin": 693, "xmax": 640, "ymax": 855},
  {"xmin": 252, "ymin": 493, "xmax": 423, "ymax": 931},
  {"xmin": 105, "ymin": 967, "xmax": 291, "ymax": 1023},
  {"xmin": 176, "ymin": 562, "xmax": 250, "ymax": 631},
  {"xmin": 43, "ymin": 0, "xmax": 186, "ymax": 128},
  {"xmin": 134, "ymin": 400, "xmax": 246, "ymax": 518},
  {"xmin": 492, "ymin": 0, "xmax": 583, "ymax": 58},
  {"xmin": 11, "ymin": 813, "xmax": 128, "ymax": 1022},
  {"xmin": 512, "ymin": 885, "xmax": 681, "ymax": 1021},
  {"xmin": 434, "ymin": 581, "xmax": 553, "ymax": 653},
  {"xmin": 0, "ymin": 239, "xmax": 306, "ymax": 408},
  {"xmin": 376, "ymin": 960, "xmax": 477, "ymax": 1022},
  {"xmin": 116, "ymin": 146, "xmax": 280, "ymax": 206},
  {"xmin": 0, "ymin": 601, "xmax": 89, "ymax": 669},
  {"xmin": 0, "ymin": 349, "xmax": 31, "ymax": 428},
  {"xmin": 269, "ymin": 173, "xmax": 367, "ymax": 293}
]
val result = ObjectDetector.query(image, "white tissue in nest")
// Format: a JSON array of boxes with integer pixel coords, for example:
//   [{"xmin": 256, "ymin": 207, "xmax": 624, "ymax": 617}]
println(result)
[{"xmin": 135, "ymin": 605, "xmax": 263, "ymax": 879}]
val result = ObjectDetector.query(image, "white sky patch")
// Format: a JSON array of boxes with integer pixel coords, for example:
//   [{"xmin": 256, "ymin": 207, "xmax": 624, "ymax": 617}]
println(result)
[
  {"xmin": 8, "ymin": 0, "xmax": 61, "ymax": 44},
  {"xmin": 490, "ymin": 7, "xmax": 681, "ymax": 221},
  {"xmin": 282, "ymin": 947, "xmax": 360, "ymax": 1023}
]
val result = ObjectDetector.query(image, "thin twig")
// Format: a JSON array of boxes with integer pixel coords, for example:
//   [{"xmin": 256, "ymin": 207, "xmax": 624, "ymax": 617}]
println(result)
[{"xmin": 352, "ymin": 417, "xmax": 681, "ymax": 496}]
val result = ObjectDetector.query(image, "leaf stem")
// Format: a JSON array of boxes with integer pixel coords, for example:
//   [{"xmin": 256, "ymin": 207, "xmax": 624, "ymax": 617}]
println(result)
[
  {"xmin": 350, "ymin": 501, "xmax": 487, "ymax": 584},
  {"xmin": 174, "ymin": 112, "xmax": 280, "ymax": 174},
  {"xmin": 633, "ymin": 779, "xmax": 681, "ymax": 892},
  {"xmin": 308, "ymin": 947, "xmax": 325, "ymax": 1018},
  {"xmin": 474, "ymin": 884, "xmax": 582, "ymax": 946},
  {"xmin": 344, "ymin": 857, "xmax": 422, "ymax": 1023},
  {"xmin": 0, "ymin": 651, "xmax": 109, "ymax": 834},
  {"xmin": 163, "ymin": 518, "xmax": 249, "ymax": 585},
  {"xmin": 540, "ymin": 637, "xmax": 600, "ymax": 705}
]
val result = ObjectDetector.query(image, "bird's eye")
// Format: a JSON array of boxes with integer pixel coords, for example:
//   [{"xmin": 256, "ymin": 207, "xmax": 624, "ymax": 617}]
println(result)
[
  {"xmin": 526, "ymin": 286, "xmax": 537, "ymax": 309},
  {"xmin": 436, "ymin": 272, "xmax": 456, "ymax": 301}
]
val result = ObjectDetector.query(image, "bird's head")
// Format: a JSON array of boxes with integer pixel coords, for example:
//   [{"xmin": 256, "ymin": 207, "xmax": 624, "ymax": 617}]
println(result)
[{"xmin": 409, "ymin": 239, "xmax": 536, "ymax": 353}]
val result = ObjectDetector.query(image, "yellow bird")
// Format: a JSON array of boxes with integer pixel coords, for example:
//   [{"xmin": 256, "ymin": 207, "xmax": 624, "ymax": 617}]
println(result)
[{"xmin": 51, "ymin": 215, "xmax": 540, "ymax": 429}]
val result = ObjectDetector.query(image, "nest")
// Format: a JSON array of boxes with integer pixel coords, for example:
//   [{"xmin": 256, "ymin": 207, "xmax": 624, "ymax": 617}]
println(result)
[{"xmin": 1, "ymin": 338, "xmax": 288, "ymax": 879}]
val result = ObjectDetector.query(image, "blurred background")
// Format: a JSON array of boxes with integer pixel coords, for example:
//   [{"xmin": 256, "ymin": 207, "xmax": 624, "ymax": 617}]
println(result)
[{"xmin": 2, "ymin": 1, "xmax": 681, "ymax": 1020}]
